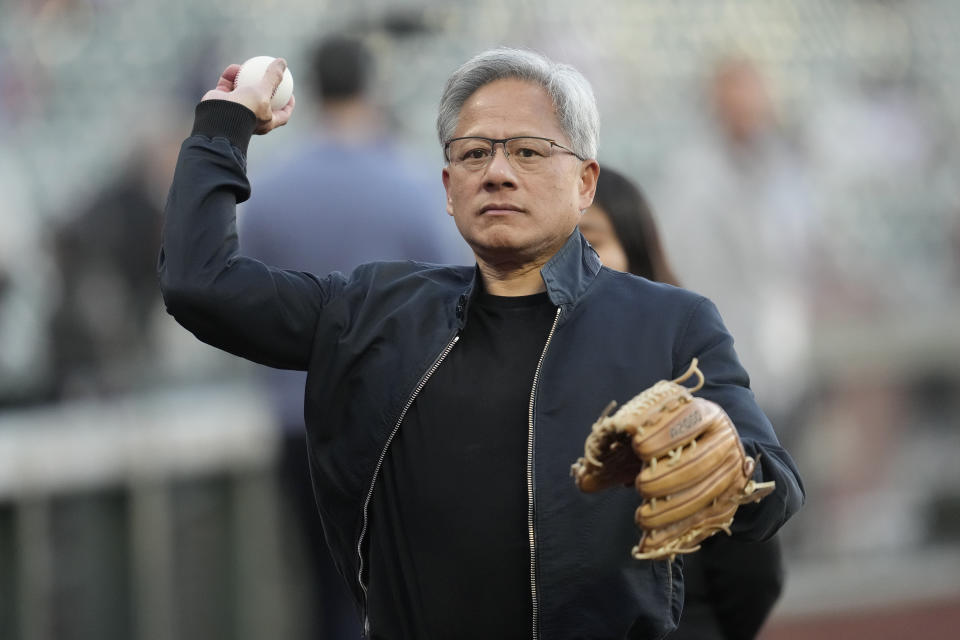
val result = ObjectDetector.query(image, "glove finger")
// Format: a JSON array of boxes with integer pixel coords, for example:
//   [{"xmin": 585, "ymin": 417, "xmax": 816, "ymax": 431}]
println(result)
[
  {"xmin": 637, "ymin": 406, "xmax": 739, "ymax": 498},
  {"xmin": 635, "ymin": 445, "xmax": 743, "ymax": 529},
  {"xmin": 631, "ymin": 397, "xmax": 717, "ymax": 460},
  {"xmin": 633, "ymin": 498, "xmax": 739, "ymax": 561}
]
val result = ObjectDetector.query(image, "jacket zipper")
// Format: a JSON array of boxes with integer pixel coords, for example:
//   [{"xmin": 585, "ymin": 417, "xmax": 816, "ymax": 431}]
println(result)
[
  {"xmin": 527, "ymin": 307, "xmax": 562, "ymax": 640},
  {"xmin": 356, "ymin": 333, "xmax": 460, "ymax": 636}
]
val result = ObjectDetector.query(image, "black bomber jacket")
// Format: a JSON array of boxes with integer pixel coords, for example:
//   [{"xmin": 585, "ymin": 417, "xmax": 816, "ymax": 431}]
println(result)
[{"xmin": 159, "ymin": 100, "xmax": 804, "ymax": 639}]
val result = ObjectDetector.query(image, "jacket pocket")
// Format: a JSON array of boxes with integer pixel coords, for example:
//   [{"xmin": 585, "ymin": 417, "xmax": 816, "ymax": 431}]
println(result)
[{"xmin": 624, "ymin": 559, "xmax": 683, "ymax": 640}]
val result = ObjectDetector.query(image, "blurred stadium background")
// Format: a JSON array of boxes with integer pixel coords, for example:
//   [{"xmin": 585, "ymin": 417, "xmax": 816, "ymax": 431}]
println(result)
[{"xmin": 1, "ymin": 1, "xmax": 959, "ymax": 638}]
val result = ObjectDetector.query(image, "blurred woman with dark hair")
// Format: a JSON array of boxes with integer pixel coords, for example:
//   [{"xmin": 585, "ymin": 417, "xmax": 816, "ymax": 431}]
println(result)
[
  {"xmin": 580, "ymin": 166, "xmax": 784, "ymax": 640},
  {"xmin": 579, "ymin": 166, "xmax": 680, "ymax": 286}
]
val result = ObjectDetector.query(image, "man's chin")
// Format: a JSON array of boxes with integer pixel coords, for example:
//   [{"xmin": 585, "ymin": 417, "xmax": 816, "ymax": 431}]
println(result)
[
  {"xmin": 467, "ymin": 231, "xmax": 551, "ymax": 267},
  {"xmin": 467, "ymin": 230, "xmax": 526, "ymax": 255}
]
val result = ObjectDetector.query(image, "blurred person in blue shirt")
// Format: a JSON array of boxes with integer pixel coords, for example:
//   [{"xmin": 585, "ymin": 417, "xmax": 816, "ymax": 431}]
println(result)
[{"xmin": 238, "ymin": 33, "xmax": 467, "ymax": 640}]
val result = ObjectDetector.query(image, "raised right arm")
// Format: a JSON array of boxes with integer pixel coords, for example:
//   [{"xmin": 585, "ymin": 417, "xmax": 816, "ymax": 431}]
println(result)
[{"xmin": 159, "ymin": 61, "xmax": 339, "ymax": 370}]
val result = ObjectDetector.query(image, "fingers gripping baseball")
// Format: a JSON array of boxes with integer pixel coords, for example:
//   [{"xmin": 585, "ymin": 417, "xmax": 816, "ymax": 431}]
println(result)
[
  {"xmin": 211, "ymin": 64, "xmax": 242, "ymax": 93},
  {"xmin": 571, "ymin": 358, "xmax": 776, "ymax": 561},
  {"xmin": 202, "ymin": 57, "xmax": 295, "ymax": 135}
]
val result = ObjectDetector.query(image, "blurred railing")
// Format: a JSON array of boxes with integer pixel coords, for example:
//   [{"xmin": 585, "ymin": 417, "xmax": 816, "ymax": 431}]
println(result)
[{"xmin": 0, "ymin": 383, "xmax": 292, "ymax": 640}]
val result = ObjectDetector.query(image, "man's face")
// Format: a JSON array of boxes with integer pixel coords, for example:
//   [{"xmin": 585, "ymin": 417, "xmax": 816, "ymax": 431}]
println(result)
[
  {"xmin": 442, "ymin": 78, "xmax": 599, "ymax": 267},
  {"xmin": 712, "ymin": 61, "xmax": 771, "ymax": 143}
]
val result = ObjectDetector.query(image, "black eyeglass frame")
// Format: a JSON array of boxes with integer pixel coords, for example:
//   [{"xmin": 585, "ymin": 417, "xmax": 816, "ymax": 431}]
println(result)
[{"xmin": 443, "ymin": 135, "xmax": 586, "ymax": 165}]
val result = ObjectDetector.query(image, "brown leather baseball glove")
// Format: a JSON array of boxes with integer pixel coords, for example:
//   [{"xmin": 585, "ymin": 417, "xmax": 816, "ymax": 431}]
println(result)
[{"xmin": 571, "ymin": 358, "xmax": 775, "ymax": 561}]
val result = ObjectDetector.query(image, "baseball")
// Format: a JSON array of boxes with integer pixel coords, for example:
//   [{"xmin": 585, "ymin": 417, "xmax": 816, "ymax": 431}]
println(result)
[{"xmin": 234, "ymin": 56, "xmax": 294, "ymax": 110}]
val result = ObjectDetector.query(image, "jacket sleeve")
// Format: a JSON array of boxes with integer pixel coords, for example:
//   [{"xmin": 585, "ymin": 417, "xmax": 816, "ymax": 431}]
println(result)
[
  {"xmin": 158, "ymin": 100, "xmax": 344, "ymax": 370},
  {"xmin": 673, "ymin": 296, "xmax": 805, "ymax": 541}
]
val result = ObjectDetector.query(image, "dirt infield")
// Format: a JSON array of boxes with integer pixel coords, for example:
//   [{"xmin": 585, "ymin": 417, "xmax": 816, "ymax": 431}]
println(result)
[{"xmin": 761, "ymin": 597, "xmax": 960, "ymax": 640}]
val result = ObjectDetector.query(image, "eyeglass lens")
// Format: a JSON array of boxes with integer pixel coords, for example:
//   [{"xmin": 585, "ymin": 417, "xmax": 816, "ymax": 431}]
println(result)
[{"xmin": 448, "ymin": 137, "xmax": 556, "ymax": 171}]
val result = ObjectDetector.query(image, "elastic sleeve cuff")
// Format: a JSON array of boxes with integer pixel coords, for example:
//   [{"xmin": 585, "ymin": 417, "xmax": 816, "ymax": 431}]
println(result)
[{"xmin": 191, "ymin": 100, "xmax": 257, "ymax": 155}]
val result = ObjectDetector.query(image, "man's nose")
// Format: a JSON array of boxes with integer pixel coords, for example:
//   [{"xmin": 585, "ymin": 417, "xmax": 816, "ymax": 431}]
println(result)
[{"xmin": 483, "ymin": 143, "xmax": 517, "ymax": 186}]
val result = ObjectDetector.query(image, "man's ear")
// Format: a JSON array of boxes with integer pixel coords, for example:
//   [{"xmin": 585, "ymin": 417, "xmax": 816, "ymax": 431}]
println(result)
[
  {"xmin": 577, "ymin": 160, "xmax": 600, "ymax": 212},
  {"xmin": 442, "ymin": 167, "xmax": 454, "ymax": 216}
]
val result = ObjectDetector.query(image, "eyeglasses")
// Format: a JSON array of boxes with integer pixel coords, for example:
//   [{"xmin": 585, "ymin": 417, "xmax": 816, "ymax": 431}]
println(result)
[{"xmin": 444, "ymin": 136, "xmax": 585, "ymax": 172}]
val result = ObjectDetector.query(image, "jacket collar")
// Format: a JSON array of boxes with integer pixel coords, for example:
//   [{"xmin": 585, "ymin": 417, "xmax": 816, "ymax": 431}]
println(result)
[
  {"xmin": 455, "ymin": 229, "xmax": 601, "ymax": 326},
  {"xmin": 541, "ymin": 228, "xmax": 602, "ymax": 310}
]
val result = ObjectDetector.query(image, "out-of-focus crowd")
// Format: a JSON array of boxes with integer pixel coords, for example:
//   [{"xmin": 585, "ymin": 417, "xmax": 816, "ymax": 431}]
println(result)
[{"xmin": 1, "ymin": 1, "xmax": 959, "ymax": 638}]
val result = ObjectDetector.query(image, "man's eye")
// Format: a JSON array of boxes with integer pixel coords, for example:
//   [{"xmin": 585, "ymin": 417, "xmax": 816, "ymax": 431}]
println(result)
[
  {"xmin": 462, "ymin": 148, "xmax": 491, "ymax": 160},
  {"xmin": 515, "ymin": 146, "xmax": 545, "ymax": 158}
]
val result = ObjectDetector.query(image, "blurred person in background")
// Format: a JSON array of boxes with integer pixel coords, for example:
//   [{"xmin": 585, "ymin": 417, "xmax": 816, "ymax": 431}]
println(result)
[
  {"xmin": 792, "ymin": 4, "xmax": 960, "ymax": 557},
  {"xmin": 47, "ymin": 117, "xmax": 184, "ymax": 398},
  {"xmin": 581, "ymin": 166, "xmax": 785, "ymax": 640},
  {"xmin": 160, "ymin": 48, "xmax": 803, "ymax": 638},
  {"xmin": 238, "ymin": 33, "xmax": 467, "ymax": 640},
  {"xmin": 654, "ymin": 54, "xmax": 818, "ymax": 440},
  {"xmin": 578, "ymin": 168, "xmax": 679, "ymax": 286}
]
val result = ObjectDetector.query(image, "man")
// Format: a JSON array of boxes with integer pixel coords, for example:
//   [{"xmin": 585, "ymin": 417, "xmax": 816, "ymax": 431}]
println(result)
[
  {"xmin": 238, "ymin": 35, "xmax": 466, "ymax": 639},
  {"xmin": 159, "ymin": 49, "xmax": 803, "ymax": 639},
  {"xmin": 650, "ymin": 56, "xmax": 813, "ymax": 640},
  {"xmin": 655, "ymin": 55, "xmax": 817, "ymax": 432}
]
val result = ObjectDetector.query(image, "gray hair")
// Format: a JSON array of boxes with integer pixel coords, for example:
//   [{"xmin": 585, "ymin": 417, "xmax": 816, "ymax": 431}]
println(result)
[{"xmin": 437, "ymin": 48, "xmax": 600, "ymax": 161}]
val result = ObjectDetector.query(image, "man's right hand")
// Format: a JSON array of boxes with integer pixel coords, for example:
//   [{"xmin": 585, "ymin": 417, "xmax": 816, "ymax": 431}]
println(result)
[{"xmin": 202, "ymin": 58, "xmax": 295, "ymax": 135}]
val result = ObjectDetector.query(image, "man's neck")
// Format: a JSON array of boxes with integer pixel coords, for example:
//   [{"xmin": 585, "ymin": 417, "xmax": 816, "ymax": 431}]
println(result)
[{"xmin": 477, "ymin": 259, "xmax": 548, "ymax": 297}]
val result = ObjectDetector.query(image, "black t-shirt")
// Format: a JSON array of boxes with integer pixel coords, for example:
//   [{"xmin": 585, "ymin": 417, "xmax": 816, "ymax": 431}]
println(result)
[{"xmin": 366, "ymin": 290, "xmax": 557, "ymax": 639}]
